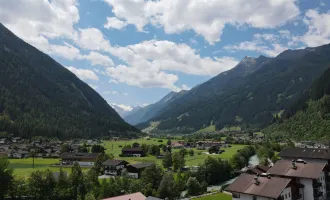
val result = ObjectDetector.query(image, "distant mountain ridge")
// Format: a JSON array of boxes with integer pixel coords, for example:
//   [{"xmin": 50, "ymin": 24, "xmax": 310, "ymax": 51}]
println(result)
[
  {"xmin": 0, "ymin": 23, "xmax": 139, "ymax": 138},
  {"xmin": 137, "ymin": 44, "xmax": 330, "ymax": 134},
  {"xmin": 124, "ymin": 90, "xmax": 187, "ymax": 125}
]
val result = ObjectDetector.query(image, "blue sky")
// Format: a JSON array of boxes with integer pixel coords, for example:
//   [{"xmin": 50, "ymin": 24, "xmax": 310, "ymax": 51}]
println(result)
[{"xmin": 1, "ymin": 0, "xmax": 330, "ymax": 112}]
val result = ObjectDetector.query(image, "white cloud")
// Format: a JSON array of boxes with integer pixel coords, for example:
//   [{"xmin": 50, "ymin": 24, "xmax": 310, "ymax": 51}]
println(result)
[
  {"xmin": 122, "ymin": 92, "xmax": 128, "ymax": 96},
  {"xmin": 105, "ymin": 40, "xmax": 238, "ymax": 90},
  {"xmin": 301, "ymin": 10, "xmax": 330, "ymax": 47},
  {"xmin": 106, "ymin": 64, "xmax": 180, "ymax": 90},
  {"xmin": 66, "ymin": 66, "xmax": 99, "ymax": 81},
  {"xmin": 111, "ymin": 103, "xmax": 133, "ymax": 112},
  {"xmin": 50, "ymin": 42, "xmax": 82, "ymax": 60},
  {"xmin": 88, "ymin": 84, "xmax": 99, "ymax": 90},
  {"xmin": 83, "ymin": 51, "xmax": 115, "ymax": 67},
  {"xmin": 104, "ymin": 17, "xmax": 128, "ymax": 30},
  {"xmin": 103, "ymin": 90, "xmax": 118, "ymax": 95},
  {"xmin": 109, "ymin": 79, "xmax": 119, "ymax": 84},
  {"xmin": 224, "ymin": 32, "xmax": 296, "ymax": 57},
  {"xmin": 74, "ymin": 28, "xmax": 111, "ymax": 51},
  {"xmin": 0, "ymin": 0, "xmax": 79, "ymax": 52},
  {"xmin": 104, "ymin": 0, "xmax": 299, "ymax": 44}
]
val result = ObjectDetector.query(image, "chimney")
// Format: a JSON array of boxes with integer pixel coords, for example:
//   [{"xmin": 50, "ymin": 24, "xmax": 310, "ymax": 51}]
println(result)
[
  {"xmin": 292, "ymin": 159, "xmax": 297, "ymax": 170},
  {"xmin": 254, "ymin": 176, "xmax": 260, "ymax": 185}
]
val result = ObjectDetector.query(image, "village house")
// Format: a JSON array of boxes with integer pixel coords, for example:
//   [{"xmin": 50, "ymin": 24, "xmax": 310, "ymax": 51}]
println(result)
[
  {"xmin": 11, "ymin": 151, "xmax": 29, "ymax": 159},
  {"xmin": 171, "ymin": 142, "xmax": 184, "ymax": 149},
  {"xmin": 226, "ymin": 147, "xmax": 330, "ymax": 200},
  {"xmin": 61, "ymin": 152, "xmax": 100, "ymax": 166},
  {"xmin": 196, "ymin": 141, "xmax": 221, "ymax": 150},
  {"xmin": 0, "ymin": 138, "xmax": 10, "ymax": 144},
  {"xmin": 11, "ymin": 137, "xmax": 23, "ymax": 143},
  {"xmin": 102, "ymin": 159, "xmax": 129, "ymax": 176},
  {"xmin": 121, "ymin": 147, "xmax": 145, "ymax": 157},
  {"xmin": 226, "ymin": 173, "xmax": 294, "ymax": 200},
  {"xmin": 126, "ymin": 163, "xmax": 154, "ymax": 178}
]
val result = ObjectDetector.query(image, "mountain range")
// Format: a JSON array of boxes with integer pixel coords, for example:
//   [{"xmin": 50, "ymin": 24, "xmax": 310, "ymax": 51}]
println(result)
[
  {"xmin": 136, "ymin": 44, "xmax": 330, "ymax": 134},
  {"xmin": 0, "ymin": 23, "xmax": 139, "ymax": 139}
]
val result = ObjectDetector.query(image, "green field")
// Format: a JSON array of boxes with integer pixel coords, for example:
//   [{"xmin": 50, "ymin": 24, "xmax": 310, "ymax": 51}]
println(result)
[
  {"xmin": 9, "ymin": 138, "xmax": 246, "ymax": 177},
  {"xmin": 9, "ymin": 158, "xmax": 88, "ymax": 178},
  {"xmin": 103, "ymin": 139, "xmax": 246, "ymax": 166},
  {"xmin": 194, "ymin": 193, "xmax": 231, "ymax": 200}
]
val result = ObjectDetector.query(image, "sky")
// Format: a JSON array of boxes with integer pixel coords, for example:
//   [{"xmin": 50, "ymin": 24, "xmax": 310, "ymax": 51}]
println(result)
[{"xmin": 1, "ymin": 0, "xmax": 330, "ymax": 113}]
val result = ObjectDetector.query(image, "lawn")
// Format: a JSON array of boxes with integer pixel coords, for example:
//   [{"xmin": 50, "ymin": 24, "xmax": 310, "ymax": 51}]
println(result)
[
  {"xmin": 9, "ymin": 158, "xmax": 89, "ymax": 178},
  {"xmin": 9, "ymin": 138, "xmax": 246, "ymax": 178},
  {"xmin": 103, "ymin": 139, "xmax": 246, "ymax": 166},
  {"xmin": 194, "ymin": 193, "xmax": 231, "ymax": 200},
  {"xmin": 195, "ymin": 125, "xmax": 216, "ymax": 134}
]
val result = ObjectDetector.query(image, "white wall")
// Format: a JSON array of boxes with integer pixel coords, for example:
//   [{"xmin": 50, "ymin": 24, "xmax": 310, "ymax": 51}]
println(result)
[
  {"xmin": 300, "ymin": 178, "xmax": 313, "ymax": 200},
  {"xmin": 78, "ymin": 161, "xmax": 94, "ymax": 166},
  {"xmin": 232, "ymin": 188, "xmax": 292, "ymax": 200},
  {"xmin": 318, "ymin": 171, "xmax": 327, "ymax": 200},
  {"xmin": 127, "ymin": 173, "xmax": 138, "ymax": 179}
]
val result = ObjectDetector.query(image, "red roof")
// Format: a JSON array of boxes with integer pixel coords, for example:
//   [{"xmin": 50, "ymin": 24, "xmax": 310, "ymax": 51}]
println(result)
[
  {"xmin": 103, "ymin": 192, "xmax": 146, "ymax": 200},
  {"xmin": 226, "ymin": 174, "xmax": 291, "ymax": 199}
]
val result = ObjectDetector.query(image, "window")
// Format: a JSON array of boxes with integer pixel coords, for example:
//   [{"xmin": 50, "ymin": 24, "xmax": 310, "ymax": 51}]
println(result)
[
  {"xmin": 289, "ymin": 193, "xmax": 291, "ymax": 197},
  {"xmin": 232, "ymin": 193, "xmax": 240, "ymax": 198},
  {"xmin": 253, "ymin": 196, "xmax": 257, "ymax": 200},
  {"xmin": 285, "ymin": 194, "xmax": 287, "ymax": 198}
]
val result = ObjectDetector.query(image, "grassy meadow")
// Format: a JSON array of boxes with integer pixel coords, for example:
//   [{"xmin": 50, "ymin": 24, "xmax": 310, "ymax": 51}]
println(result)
[{"xmin": 9, "ymin": 137, "xmax": 246, "ymax": 178}]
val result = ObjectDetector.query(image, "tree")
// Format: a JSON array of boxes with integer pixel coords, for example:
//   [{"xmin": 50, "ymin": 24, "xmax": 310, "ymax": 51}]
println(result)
[
  {"xmin": 186, "ymin": 177, "xmax": 206, "ymax": 196},
  {"xmin": 70, "ymin": 162, "xmax": 87, "ymax": 199},
  {"xmin": 78, "ymin": 145, "xmax": 88, "ymax": 153},
  {"xmin": 172, "ymin": 152, "xmax": 185, "ymax": 171},
  {"xmin": 179, "ymin": 148, "xmax": 188, "ymax": 157},
  {"xmin": 162, "ymin": 151, "xmax": 173, "ymax": 169},
  {"xmin": 0, "ymin": 157, "xmax": 13, "ymax": 200},
  {"xmin": 141, "ymin": 165, "xmax": 163, "ymax": 190},
  {"xmin": 60, "ymin": 144, "xmax": 70, "ymax": 153},
  {"xmin": 167, "ymin": 139, "xmax": 172, "ymax": 146},
  {"xmin": 94, "ymin": 153, "xmax": 114, "ymax": 174},
  {"xmin": 208, "ymin": 146, "xmax": 219, "ymax": 154},
  {"xmin": 56, "ymin": 168, "xmax": 72, "ymax": 200},
  {"xmin": 157, "ymin": 173, "xmax": 180, "ymax": 200},
  {"xmin": 132, "ymin": 142, "xmax": 140, "ymax": 148},
  {"xmin": 91, "ymin": 145, "xmax": 105, "ymax": 153},
  {"xmin": 84, "ymin": 193, "xmax": 96, "ymax": 200},
  {"xmin": 189, "ymin": 149, "xmax": 194, "ymax": 156}
]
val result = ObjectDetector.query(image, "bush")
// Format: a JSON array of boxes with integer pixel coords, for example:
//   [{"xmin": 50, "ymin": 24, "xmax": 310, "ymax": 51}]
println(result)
[{"xmin": 158, "ymin": 140, "xmax": 163, "ymax": 142}]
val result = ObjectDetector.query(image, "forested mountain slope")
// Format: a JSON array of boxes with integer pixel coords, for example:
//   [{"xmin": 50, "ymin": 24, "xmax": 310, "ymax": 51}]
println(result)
[
  {"xmin": 124, "ymin": 91, "xmax": 187, "ymax": 125},
  {"xmin": 138, "ymin": 44, "xmax": 330, "ymax": 134},
  {"xmin": 0, "ymin": 23, "xmax": 139, "ymax": 138},
  {"xmin": 264, "ymin": 67, "xmax": 330, "ymax": 140}
]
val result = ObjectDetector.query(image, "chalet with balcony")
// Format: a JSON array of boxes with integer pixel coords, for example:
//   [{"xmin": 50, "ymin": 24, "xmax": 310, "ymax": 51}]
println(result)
[
  {"xmin": 196, "ymin": 141, "xmax": 221, "ymax": 150},
  {"xmin": 121, "ymin": 147, "xmax": 145, "ymax": 157},
  {"xmin": 126, "ymin": 163, "xmax": 154, "ymax": 178},
  {"xmin": 61, "ymin": 152, "xmax": 100, "ymax": 166},
  {"xmin": 102, "ymin": 159, "xmax": 129, "ymax": 176},
  {"xmin": 226, "ymin": 173, "xmax": 293, "ymax": 200}
]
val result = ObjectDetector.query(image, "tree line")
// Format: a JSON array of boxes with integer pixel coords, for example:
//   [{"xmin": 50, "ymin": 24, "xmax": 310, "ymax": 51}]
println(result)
[{"xmin": 1, "ymin": 145, "xmax": 256, "ymax": 200}]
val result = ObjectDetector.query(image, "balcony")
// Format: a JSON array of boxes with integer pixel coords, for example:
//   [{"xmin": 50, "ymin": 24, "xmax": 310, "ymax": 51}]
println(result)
[
  {"xmin": 292, "ymin": 193, "xmax": 302, "ymax": 200},
  {"xmin": 313, "ymin": 180, "xmax": 322, "ymax": 188},
  {"xmin": 313, "ymin": 191, "xmax": 323, "ymax": 198}
]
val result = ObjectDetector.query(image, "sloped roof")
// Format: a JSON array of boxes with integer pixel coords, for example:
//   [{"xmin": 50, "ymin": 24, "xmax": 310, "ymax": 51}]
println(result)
[
  {"xmin": 267, "ymin": 159, "xmax": 326, "ymax": 179},
  {"xmin": 103, "ymin": 192, "xmax": 146, "ymax": 200},
  {"xmin": 278, "ymin": 147, "xmax": 330, "ymax": 160},
  {"xmin": 102, "ymin": 159, "xmax": 128, "ymax": 166},
  {"xmin": 61, "ymin": 152, "xmax": 100, "ymax": 159},
  {"xmin": 128, "ymin": 162, "xmax": 154, "ymax": 169},
  {"xmin": 226, "ymin": 173, "xmax": 291, "ymax": 199},
  {"xmin": 122, "ymin": 147, "xmax": 144, "ymax": 152}
]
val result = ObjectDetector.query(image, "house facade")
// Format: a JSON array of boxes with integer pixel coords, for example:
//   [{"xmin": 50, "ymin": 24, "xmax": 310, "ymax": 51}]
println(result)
[
  {"xmin": 226, "ymin": 147, "xmax": 330, "ymax": 200},
  {"xmin": 121, "ymin": 148, "xmax": 145, "ymax": 157},
  {"xmin": 61, "ymin": 152, "xmax": 100, "ymax": 166},
  {"xmin": 126, "ymin": 163, "xmax": 154, "ymax": 178},
  {"xmin": 103, "ymin": 159, "xmax": 129, "ymax": 176}
]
